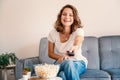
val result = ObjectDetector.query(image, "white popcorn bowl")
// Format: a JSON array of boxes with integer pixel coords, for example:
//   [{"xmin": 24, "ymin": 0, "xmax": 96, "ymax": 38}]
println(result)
[{"xmin": 34, "ymin": 64, "xmax": 59, "ymax": 79}]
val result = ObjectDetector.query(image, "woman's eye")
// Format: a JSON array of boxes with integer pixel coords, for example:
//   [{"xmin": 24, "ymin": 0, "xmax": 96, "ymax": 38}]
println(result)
[
  {"xmin": 69, "ymin": 14, "xmax": 73, "ymax": 17},
  {"xmin": 62, "ymin": 13, "xmax": 67, "ymax": 16},
  {"xmin": 62, "ymin": 13, "xmax": 73, "ymax": 17}
]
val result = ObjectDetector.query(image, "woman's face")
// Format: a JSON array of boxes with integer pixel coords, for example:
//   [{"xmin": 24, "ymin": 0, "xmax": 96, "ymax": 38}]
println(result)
[{"xmin": 61, "ymin": 8, "xmax": 74, "ymax": 27}]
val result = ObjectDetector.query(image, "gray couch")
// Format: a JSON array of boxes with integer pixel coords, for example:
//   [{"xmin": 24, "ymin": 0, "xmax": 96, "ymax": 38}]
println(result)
[{"xmin": 15, "ymin": 36, "xmax": 120, "ymax": 80}]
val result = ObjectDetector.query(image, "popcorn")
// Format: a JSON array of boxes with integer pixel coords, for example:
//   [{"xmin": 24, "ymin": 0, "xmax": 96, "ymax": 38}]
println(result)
[{"xmin": 35, "ymin": 63, "xmax": 59, "ymax": 78}]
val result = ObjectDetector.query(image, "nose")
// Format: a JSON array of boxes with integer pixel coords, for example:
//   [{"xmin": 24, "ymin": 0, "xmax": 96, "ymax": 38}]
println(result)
[{"xmin": 66, "ymin": 14, "xmax": 70, "ymax": 18}]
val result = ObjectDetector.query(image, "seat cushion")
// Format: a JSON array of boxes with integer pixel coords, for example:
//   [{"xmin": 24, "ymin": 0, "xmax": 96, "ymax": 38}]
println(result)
[
  {"xmin": 80, "ymin": 69, "xmax": 110, "ymax": 78},
  {"xmin": 80, "ymin": 69, "xmax": 111, "ymax": 80},
  {"xmin": 105, "ymin": 69, "xmax": 120, "ymax": 78}
]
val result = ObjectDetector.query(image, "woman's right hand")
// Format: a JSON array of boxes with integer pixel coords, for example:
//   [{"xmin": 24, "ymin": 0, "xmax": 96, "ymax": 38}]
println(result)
[{"xmin": 58, "ymin": 55, "xmax": 69, "ymax": 63}]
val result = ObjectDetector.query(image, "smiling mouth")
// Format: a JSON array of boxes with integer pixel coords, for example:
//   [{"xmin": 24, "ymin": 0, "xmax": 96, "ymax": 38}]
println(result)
[{"xmin": 64, "ymin": 20, "xmax": 71, "ymax": 22}]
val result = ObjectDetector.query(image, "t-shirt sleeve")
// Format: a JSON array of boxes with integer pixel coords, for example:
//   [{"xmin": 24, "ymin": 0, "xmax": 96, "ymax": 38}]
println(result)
[
  {"xmin": 76, "ymin": 28, "xmax": 84, "ymax": 36},
  {"xmin": 47, "ymin": 29, "xmax": 56, "ymax": 43}
]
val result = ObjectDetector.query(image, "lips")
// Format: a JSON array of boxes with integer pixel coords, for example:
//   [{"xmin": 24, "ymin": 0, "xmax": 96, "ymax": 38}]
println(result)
[{"xmin": 64, "ymin": 19, "xmax": 71, "ymax": 22}]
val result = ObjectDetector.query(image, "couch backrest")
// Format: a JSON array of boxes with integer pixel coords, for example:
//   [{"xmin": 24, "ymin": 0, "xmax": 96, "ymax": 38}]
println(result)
[
  {"xmin": 39, "ymin": 37, "xmax": 55, "ymax": 64},
  {"xmin": 99, "ymin": 36, "xmax": 120, "ymax": 70},
  {"xmin": 82, "ymin": 36, "xmax": 99, "ymax": 69}
]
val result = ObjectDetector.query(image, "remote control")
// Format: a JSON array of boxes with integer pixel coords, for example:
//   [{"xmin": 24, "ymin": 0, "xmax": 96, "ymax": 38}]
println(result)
[{"xmin": 67, "ymin": 51, "xmax": 74, "ymax": 56}]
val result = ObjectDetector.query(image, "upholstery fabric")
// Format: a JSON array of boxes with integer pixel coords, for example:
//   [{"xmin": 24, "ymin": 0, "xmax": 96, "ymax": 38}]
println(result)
[
  {"xmin": 15, "ymin": 57, "xmax": 39, "ymax": 80},
  {"xmin": 82, "ymin": 37, "xmax": 99, "ymax": 69},
  {"xmin": 80, "ymin": 69, "xmax": 110, "ymax": 78},
  {"xmin": 15, "ymin": 59, "xmax": 24, "ymax": 80},
  {"xmin": 81, "ymin": 37, "xmax": 110, "ymax": 80},
  {"xmin": 99, "ymin": 36, "xmax": 120, "ymax": 70},
  {"xmin": 80, "ymin": 69, "xmax": 111, "ymax": 80},
  {"xmin": 105, "ymin": 69, "xmax": 120, "ymax": 78},
  {"xmin": 99, "ymin": 36, "xmax": 120, "ymax": 80},
  {"xmin": 39, "ymin": 37, "xmax": 55, "ymax": 64}
]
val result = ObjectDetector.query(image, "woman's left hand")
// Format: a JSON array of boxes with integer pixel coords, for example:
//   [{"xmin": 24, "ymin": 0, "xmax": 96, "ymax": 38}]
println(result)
[{"xmin": 64, "ymin": 52, "xmax": 76, "ymax": 60}]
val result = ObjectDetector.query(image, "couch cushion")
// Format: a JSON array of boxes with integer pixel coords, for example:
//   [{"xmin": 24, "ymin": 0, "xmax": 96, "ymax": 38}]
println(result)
[
  {"xmin": 99, "ymin": 36, "xmax": 120, "ymax": 70},
  {"xmin": 39, "ymin": 37, "xmax": 55, "ymax": 64},
  {"xmin": 105, "ymin": 69, "xmax": 120, "ymax": 78},
  {"xmin": 82, "ymin": 37, "xmax": 99, "ymax": 69},
  {"xmin": 80, "ymin": 69, "xmax": 110, "ymax": 78},
  {"xmin": 80, "ymin": 69, "xmax": 111, "ymax": 80}
]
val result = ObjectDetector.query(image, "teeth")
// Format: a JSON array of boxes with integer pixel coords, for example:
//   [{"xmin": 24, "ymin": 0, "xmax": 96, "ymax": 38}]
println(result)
[
  {"xmin": 65, "ymin": 21, "xmax": 70, "ymax": 22},
  {"xmin": 65, "ymin": 20, "xmax": 70, "ymax": 22},
  {"xmin": 65, "ymin": 19, "xmax": 70, "ymax": 22}
]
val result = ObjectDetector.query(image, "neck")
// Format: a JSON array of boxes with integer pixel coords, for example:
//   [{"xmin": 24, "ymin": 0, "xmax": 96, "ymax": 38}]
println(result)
[{"xmin": 64, "ymin": 26, "xmax": 71, "ymax": 34}]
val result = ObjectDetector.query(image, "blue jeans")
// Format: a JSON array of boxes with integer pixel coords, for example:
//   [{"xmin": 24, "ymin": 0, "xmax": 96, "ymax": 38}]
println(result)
[{"xmin": 54, "ymin": 60, "xmax": 86, "ymax": 80}]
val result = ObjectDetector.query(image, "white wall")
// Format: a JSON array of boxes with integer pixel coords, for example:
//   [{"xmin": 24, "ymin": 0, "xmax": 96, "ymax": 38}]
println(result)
[{"xmin": 0, "ymin": 0, "xmax": 120, "ymax": 58}]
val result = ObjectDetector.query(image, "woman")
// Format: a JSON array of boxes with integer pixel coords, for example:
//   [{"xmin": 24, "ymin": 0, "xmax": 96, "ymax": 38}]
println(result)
[{"xmin": 48, "ymin": 4, "xmax": 88, "ymax": 80}]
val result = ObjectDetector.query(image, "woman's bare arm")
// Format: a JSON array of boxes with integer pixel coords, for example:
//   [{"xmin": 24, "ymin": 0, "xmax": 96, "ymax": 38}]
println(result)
[
  {"xmin": 74, "ymin": 35, "xmax": 84, "ymax": 46},
  {"xmin": 48, "ymin": 41, "xmax": 65, "ymax": 63},
  {"xmin": 69, "ymin": 35, "xmax": 84, "ymax": 58},
  {"xmin": 48, "ymin": 41, "xmax": 61, "ymax": 60}
]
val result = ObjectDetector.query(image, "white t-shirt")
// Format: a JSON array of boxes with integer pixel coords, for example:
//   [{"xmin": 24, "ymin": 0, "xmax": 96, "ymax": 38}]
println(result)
[{"xmin": 48, "ymin": 28, "xmax": 88, "ymax": 67}]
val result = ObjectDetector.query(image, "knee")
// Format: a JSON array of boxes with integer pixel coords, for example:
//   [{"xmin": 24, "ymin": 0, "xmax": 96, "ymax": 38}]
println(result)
[{"xmin": 63, "ymin": 60, "xmax": 74, "ymax": 68}]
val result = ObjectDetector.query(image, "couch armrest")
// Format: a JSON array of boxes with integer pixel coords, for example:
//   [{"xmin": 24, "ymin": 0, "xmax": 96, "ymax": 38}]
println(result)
[
  {"xmin": 15, "ymin": 59, "xmax": 24, "ymax": 80},
  {"xmin": 15, "ymin": 56, "xmax": 40, "ymax": 80},
  {"xmin": 23, "ymin": 56, "xmax": 40, "ymax": 67}
]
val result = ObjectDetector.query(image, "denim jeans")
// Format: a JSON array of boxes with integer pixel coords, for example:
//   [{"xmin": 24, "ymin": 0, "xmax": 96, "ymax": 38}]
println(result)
[{"xmin": 54, "ymin": 59, "xmax": 86, "ymax": 80}]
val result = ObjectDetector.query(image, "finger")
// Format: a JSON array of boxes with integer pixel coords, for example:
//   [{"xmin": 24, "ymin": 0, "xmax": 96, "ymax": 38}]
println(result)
[
  {"xmin": 58, "ymin": 57, "xmax": 63, "ymax": 63},
  {"xmin": 69, "ymin": 49, "xmax": 73, "ymax": 52},
  {"xmin": 70, "ymin": 47, "xmax": 75, "ymax": 52},
  {"xmin": 64, "ymin": 56, "xmax": 68, "ymax": 60}
]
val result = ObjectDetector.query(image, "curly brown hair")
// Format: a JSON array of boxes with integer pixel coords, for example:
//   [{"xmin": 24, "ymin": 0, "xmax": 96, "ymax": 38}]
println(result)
[{"xmin": 54, "ymin": 4, "xmax": 83, "ymax": 34}]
